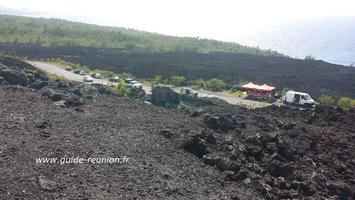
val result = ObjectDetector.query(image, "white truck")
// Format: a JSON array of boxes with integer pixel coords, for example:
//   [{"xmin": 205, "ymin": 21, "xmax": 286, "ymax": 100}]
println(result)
[
  {"xmin": 282, "ymin": 91, "xmax": 316, "ymax": 107},
  {"xmin": 125, "ymin": 79, "xmax": 143, "ymax": 89}
]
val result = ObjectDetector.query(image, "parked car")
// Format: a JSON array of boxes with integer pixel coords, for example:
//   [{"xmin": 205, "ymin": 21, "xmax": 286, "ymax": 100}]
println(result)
[
  {"xmin": 282, "ymin": 91, "xmax": 316, "ymax": 107},
  {"xmin": 180, "ymin": 87, "xmax": 198, "ymax": 96},
  {"xmin": 74, "ymin": 69, "xmax": 81, "ymax": 74},
  {"xmin": 127, "ymin": 80, "xmax": 143, "ymax": 89},
  {"xmin": 83, "ymin": 75, "xmax": 94, "ymax": 82},
  {"xmin": 65, "ymin": 66, "xmax": 72, "ymax": 71},
  {"xmin": 79, "ymin": 70, "xmax": 87, "ymax": 75},
  {"xmin": 91, "ymin": 73, "xmax": 101, "ymax": 79},
  {"xmin": 124, "ymin": 78, "xmax": 134, "ymax": 84},
  {"xmin": 109, "ymin": 76, "xmax": 119, "ymax": 82}
]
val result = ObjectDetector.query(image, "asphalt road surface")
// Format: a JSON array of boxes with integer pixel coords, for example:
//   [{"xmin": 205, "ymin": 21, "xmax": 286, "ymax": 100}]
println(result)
[
  {"xmin": 27, "ymin": 61, "xmax": 110, "ymax": 84},
  {"xmin": 27, "ymin": 61, "xmax": 269, "ymax": 108},
  {"xmin": 27, "ymin": 61, "xmax": 151, "ymax": 93}
]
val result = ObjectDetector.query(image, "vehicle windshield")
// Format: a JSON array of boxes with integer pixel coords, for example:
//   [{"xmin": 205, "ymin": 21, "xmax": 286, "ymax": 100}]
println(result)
[{"xmin": 305, "ymin": 95, "xmax": 312, "ymax": 100}]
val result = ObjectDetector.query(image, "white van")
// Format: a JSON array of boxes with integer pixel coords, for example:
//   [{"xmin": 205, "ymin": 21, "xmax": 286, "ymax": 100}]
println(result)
[{"xmin": 282, "ymin": 91, "xmax": 316, "ymax": 106}]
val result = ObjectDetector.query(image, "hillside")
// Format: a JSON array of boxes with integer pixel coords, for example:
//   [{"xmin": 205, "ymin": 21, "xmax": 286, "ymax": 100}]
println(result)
[
  {"xmin": 0, "ymin": 15, "xmax": 280, "ymax": 56},
  {"xmin": 2, "ymin": 43, "xmax": 355, "ymax": 98},
  {"xmin": 1, "ymin": 15, "xmax": 355, "ymax": 99}
]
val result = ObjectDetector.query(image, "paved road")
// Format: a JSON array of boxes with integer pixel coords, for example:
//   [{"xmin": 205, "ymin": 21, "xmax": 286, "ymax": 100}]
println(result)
[
  {"xmin": 195, "ymin": 89, "xmax": 270, "ymax": 108},
  {"xmin": 27, "ymin": 61, "xmax": 109, "ymax": 84},
  {"xmin": 27, "ymin": 61, "xmax": 151, "ymax": 93},
  {"xmin": 28, "ymin": 61, "xmax": 269, "ymax": 108}
]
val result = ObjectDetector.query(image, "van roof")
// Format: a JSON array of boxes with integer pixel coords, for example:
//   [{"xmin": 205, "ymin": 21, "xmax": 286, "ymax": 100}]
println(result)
[{"xmin": 287, "ymin": 90, "xmax": 310, "ymax": 95}]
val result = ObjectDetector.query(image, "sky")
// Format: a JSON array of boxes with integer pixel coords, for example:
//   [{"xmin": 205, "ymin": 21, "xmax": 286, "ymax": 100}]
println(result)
[{"xmin": 0, "ymin": 0, "xmax": 355, "ymax": 42}]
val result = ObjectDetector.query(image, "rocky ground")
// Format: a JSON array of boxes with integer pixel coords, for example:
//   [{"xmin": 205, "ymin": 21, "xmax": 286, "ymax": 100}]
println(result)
[{"xmin": 0, "ymin": 56, "xmax": 354, "ymax": 199}]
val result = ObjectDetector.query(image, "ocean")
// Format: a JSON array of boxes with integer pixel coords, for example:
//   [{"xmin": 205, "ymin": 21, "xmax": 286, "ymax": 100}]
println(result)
[{"xmin": 241, "ymin": 17, "xmax": 355, "ymax": 66}]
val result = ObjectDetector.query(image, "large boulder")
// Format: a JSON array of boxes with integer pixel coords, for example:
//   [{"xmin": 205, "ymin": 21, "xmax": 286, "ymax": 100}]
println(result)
[
  {"xmin": 182, "ymin": 135, "xmax": 210, "ymax": 158},
  {"xmin": 30, "ymin": 80, "xmax": 48, "ymax": 89},
  {"xmin": 41, "ymin": 88, "xmax": 63, "ymax": 101},
  {"xmin": 0, "ymin": 68, "xmax": 29, "ymax": 86},
  {"xmin": 267, "ymin": 159, "xmax": 294, "ymax": 178},
  {"xmin": 204, "ymin": 114, "xmax": 236, "ymax": 132},
  {"xmin": 151, "ymin": 86, "xmax": 180, "ymax": 106}
]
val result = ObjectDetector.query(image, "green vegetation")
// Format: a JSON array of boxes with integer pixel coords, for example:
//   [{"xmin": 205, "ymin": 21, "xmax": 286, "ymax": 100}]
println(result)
[
  {"xmin": 97, "ymin": 81, "xmax": 130, "ymax": 98},
  {"xmin": 0, "ymin": 15, "xmax": 281, "ymax": 56},
  {"xmin": 114, "ymin": 79, "xmax": 131, "ymax": 98},
  {"xmin": 153, "ymin": 75, "xmax": 162, "ymax": 84},
  {"xmin": 337, "ymin": 97, "xmax": 355, "ymax": 109},
  {"xmin": 318, "ymin": 95, "xmax": 335, "ymax": 106},
  {"xmin": 190, "ymin": 79, "xmax": 205, "ymax": 90},
  {"xmin": 46, "ymin": 73, "xmax": 66, "ymax": 81},
  {"xmin": 155, "ymin": 75, "xmax": 226, "ymax": 93},
  {"xmin": 224, "ymin": 90, "xmax": 245, "ymax": 97},
  {"xmin": 169, "ymin": 75, "xmax": 186, "ymax": 86},
  {"xmin": 204, "ymin": 78, "xmax": 225, "ymax": 92}
]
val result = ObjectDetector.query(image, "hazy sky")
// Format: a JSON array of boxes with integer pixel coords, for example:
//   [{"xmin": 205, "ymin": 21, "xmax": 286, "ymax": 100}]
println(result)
[{"xmin": 0, "ymin": 0, "xmax": 354, "ymax": 42}]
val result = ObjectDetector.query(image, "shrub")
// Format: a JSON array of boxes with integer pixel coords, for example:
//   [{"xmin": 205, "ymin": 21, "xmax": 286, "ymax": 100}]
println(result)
[
  {"xmin": 230, "ymin": 90, "xmax": 245, "ymax": 97},
  {"xmin": 318, "ymin": 95, "xmax": 335, "ymax": 106},
  {"xmin": 169, "ymin": 75, "xmax": 186, "ymax": 86},
  {"xmin": 153, "ymin": 75, "xmax": 162, "ymax": 83},
  {"xmin": 114, "ymin": 79, "xmax": 131, "ymax": 98},
  {"xmin": 337, "ymin": 97, "xmax": 353, "ymax": 109},
  {"xmin": 205, "ymin": 78, "xmax": 225, "ymax": 92},
  {"xmin": 190, "ymin": 79, "xmax": 205, "ymax": 90},
  {"xmin": 352, "ymin": 100, "xmax": 355, "ymax": 108}
]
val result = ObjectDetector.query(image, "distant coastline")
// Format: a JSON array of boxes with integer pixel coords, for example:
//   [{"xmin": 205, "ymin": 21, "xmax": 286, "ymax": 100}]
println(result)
[{"xmin": 241, "ymin": 17, "xmax": 355, "ymax": 67}]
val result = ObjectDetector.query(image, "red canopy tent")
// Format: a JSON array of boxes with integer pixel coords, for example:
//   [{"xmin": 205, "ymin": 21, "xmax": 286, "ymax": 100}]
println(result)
[
  {"xmin": 241, "ymin": 82, "xmax": 275, "ymax": 98},
  {"xmin": 260, "ymin": 84, "xmax": 275, "ymax": 92}
]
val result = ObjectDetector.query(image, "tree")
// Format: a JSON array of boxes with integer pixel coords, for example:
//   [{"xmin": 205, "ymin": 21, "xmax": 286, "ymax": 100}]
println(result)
[
  {"xmin": 305, "ymin": 55, "xmax": 315, "ymax": 60},
  {"xmin": 169, "ymin": 75, "xmax": 186, "ymax": 86},
  {"xmin": 205, "ymin": 78, "xmax": 225, "ymax": 92},
  {"xmin": 318, "ymin": 95, "xmax": 335, "ymax": 106}
]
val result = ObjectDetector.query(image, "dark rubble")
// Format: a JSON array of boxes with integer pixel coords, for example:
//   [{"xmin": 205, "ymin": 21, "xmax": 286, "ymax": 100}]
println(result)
[{"xmin": 0, "ymin": 57, "xmax": 354, "ymax": 199}]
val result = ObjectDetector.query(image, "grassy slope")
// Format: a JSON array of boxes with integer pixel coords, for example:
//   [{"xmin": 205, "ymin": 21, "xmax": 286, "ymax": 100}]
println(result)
[{"xmin": 0, "ymin": 15, "xmax": 280, "ymax": 56}]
